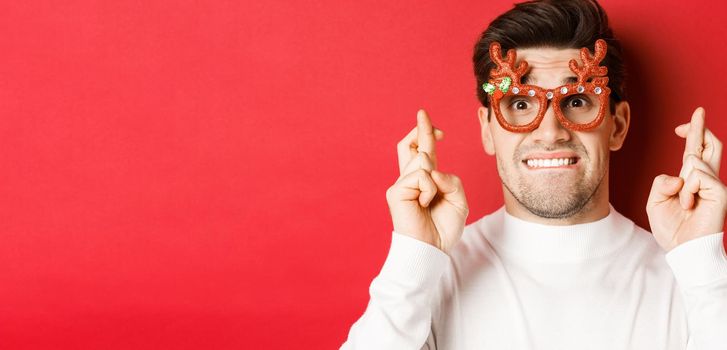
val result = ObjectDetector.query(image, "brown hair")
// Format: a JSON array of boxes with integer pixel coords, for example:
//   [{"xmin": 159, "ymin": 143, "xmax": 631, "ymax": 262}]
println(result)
[{"xmin": 473, "ymin": 0, "xmax": 625, "ymax": 113}]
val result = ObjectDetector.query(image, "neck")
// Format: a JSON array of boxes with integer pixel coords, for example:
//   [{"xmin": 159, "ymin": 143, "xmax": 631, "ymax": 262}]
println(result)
[{"xmin": 488, "ymin": 204, "xmax": 634, "ymax": 262}]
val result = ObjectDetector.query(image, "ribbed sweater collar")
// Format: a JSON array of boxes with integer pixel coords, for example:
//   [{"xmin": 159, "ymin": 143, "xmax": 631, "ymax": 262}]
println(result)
[{"xmin": 484, "ymin": 205, "xmax": 634, "ymax": 263}]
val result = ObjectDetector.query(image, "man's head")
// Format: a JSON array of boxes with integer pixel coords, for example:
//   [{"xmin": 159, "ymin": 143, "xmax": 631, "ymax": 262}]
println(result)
[{"xmin": 472, "ymin": 0, "xmax": 631, "ymax": 223}]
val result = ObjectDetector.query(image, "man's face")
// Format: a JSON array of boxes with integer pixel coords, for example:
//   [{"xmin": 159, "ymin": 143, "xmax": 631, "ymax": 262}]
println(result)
[{"xmin": 478, "ymin": 47, "xmax": 629, "ymax": 222}]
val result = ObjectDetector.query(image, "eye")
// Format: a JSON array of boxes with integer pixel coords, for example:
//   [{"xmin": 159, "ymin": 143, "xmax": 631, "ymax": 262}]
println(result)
[
  {"xmin": 512, "ymin": 100, "xmax": 530, "ymax": 110},
  {"xmin": 564, "ymin": 95, "xmax": 590, "ymax": 108}
]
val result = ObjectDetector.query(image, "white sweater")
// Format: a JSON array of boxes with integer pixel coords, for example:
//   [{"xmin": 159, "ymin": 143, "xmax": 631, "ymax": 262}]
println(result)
[{"xmin": 341, "ymin": 206, "xmax": 727, "ymax": 349}]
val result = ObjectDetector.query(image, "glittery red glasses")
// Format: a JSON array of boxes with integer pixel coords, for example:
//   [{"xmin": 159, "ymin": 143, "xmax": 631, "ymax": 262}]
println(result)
[{"xmin": 482, "ymin": 39, "xmax": 612, "ymax": 133}]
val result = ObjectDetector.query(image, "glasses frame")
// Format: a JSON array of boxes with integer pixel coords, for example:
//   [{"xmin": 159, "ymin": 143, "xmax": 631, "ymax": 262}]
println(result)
[
  {"xmin": 483, "ymin": 39, "xmax": 612, "ymax": 133},
  {"xmin": 489, "ymin": 80, "xmax": 611, "ymax": 133}
]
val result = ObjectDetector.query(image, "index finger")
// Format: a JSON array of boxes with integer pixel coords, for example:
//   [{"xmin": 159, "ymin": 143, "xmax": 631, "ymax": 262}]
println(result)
[{"xmin": 417, "ymin": 109, "xmax": 437, "ymax": 168}]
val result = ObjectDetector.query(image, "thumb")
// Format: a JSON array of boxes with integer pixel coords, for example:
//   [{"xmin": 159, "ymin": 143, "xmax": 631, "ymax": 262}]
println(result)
[{"xmin": 647, "ymin": 174, "xmax": 683, "ymax": 207}]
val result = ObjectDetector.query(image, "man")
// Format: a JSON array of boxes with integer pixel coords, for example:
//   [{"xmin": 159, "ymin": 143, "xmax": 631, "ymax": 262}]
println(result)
[{"xmin": 341, "ymin": 0, "xmax": 727, "ymax": 349}]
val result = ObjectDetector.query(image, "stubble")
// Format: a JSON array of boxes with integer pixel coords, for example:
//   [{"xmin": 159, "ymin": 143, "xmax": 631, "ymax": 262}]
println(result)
[{"xmin": 497, "ymin": 143, "xmax": 607, "ymax": 219}]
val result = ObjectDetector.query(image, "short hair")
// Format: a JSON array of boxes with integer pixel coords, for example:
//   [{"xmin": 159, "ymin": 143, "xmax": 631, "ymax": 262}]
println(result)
[{"xmin": 472, "ymin": 0, "xmax": 625, "ymax": 114}]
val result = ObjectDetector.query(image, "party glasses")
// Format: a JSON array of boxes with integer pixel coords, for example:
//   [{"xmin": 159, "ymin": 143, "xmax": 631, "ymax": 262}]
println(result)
[{"xmin": 482, "ymin": 39, "xmax": 612, "ymax": 133}]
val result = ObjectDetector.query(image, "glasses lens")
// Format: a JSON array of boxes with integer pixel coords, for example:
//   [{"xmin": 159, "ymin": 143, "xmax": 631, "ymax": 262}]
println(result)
[
  {"xmin": 498, "ymin": 95, "xmax": 541, "ymax": 126},
  {"xmin": 559, "ymin": 93, "xmax": 602, "ymax": 125}
]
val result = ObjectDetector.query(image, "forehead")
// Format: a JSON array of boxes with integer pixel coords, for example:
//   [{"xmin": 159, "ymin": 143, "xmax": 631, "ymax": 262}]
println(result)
[{"xmin": 515, "ymin": 47, "xmax": 582, "ymax": 87}]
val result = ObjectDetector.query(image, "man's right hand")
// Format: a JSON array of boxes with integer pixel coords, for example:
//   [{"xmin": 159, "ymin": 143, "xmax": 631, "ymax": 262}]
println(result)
[{"xmin": 385, "ymin": 109, "xmax": 469, "ymax": 254}]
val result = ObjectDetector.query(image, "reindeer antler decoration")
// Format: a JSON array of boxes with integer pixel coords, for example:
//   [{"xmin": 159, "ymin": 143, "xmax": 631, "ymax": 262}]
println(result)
[
  {"xmin": 482, "ymin": 42, "xmax": 529, "ymax": 96},
  {"xmin": 568, "ymin": 39, "xmax": 609, "ymax": 86},
  {"xmin": 489, "ymin": 42, "xmax": 528, "ymax": 82}
]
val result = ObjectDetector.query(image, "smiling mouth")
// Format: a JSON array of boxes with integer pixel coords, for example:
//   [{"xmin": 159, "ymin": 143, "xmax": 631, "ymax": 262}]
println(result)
[{"xmin": 523, "ymin": 157, "xmax": 579, "ymax": 169}]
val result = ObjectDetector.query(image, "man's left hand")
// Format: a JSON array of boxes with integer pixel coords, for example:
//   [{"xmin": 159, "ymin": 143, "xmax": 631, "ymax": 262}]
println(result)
[{"xmin": 647, "ymin": 107, "xmax": 727, "ymax": 252}]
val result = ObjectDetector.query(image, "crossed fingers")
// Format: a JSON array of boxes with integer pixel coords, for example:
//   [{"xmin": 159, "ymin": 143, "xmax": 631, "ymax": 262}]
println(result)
[
  {"xmin": 396, "ymin": 109, "xmax": 444, "ymax": 177},
  {"xmin": 676, "ymin": 107, "xmax": 724, "ymax": 208},
  {"xmin": 676, "ymin": 107, "xmax": 722, "ymax": 176}
]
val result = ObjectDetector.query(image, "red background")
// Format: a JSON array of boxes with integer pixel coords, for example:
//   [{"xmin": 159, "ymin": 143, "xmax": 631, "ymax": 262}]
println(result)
[{"xmin": 1, "ymin": 0, "xmax": 726, "ymax": 349}]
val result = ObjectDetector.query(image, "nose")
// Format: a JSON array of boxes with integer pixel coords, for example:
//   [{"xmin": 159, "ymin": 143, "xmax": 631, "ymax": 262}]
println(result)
[{"xmin": 530, "ymin": 101, "xmax": 571, "ymax": 144}]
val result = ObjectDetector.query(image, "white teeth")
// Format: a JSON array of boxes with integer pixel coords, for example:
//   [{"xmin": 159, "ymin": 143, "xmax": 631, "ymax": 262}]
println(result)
[{"xmin": 525, "ymin": 157, "xmax": 576, "ymax": 168}]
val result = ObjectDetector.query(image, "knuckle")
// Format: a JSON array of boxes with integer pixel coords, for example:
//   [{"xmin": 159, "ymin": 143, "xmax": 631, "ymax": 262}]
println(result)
[
  {"xmin": 653, "ymin": 174, "xmax": 667, "ymax": 185},
  {"xmin": 688, "ymin": 169, "xmax": 705, "ymax": 181},
  {"xmin": 419, "ymin": 152, "xmax": 432, "ymax": 163},
  {"xmin": 685, "ymin": 154, "xmax": 703, "ymax": 167},
  {"xmin": 687, "ymin": 156, "xmax": 698, "ymax": 167},
  {"xmin": 450, "ymin": 174, "xmax": 462, "ymax": 185},
  {"xmin": 397, "ymin": 137, "xmax": 414, "ymax": 148},
  {"xmin": 386, "ymin": 184, "xmax": 405, "ymax": 201},
  {"xmin": 396, "ymin": 140, "xmax": 408, "ymax": 151},
  {"xmin": 385, "ymin": 185, "xmax": 395, "ymax": 199}
]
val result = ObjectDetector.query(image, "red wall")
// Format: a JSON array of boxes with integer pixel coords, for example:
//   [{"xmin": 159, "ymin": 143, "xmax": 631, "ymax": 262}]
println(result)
[{"xmin": 1, "ymin": 0, "xmax": 726, "ymax": 348}]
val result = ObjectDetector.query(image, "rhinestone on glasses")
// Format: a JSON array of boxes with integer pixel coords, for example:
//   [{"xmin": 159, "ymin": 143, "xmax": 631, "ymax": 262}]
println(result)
[
  {"xmin": 528, "ymin": 89, "xmax": 536, "ymax": 97},
  {"xmin": 577, "ymin": 85, "xmax": 585, "ymax": 93},
  {"xmin": 594, "ymin": 87, "xmax": 602, "ymax": 95},
  {"xmin": 512, "ymin": 87, "xmax": 520, "ymax": 94},
  {"xmin": 546, "ymin": 91, "xmax": 554, "ymax": 99},
  {"xmin": 560, "ymin": 87, "xmax": 568, "ymax": 94}
]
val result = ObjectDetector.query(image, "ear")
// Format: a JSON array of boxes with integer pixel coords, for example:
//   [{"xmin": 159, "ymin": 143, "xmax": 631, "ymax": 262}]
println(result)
[
  {"xmin": 609, "ymin": 101, "xmax": 630, "ymax": 151},
  {"xmin": 478, "ymin": 106, "xmax": 496, "ymax": 155}
]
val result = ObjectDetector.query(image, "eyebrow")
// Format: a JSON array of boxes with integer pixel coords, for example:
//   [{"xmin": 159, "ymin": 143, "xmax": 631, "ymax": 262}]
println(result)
[{"xmin": 521, "ymin": 74, "xmax": 578, "ymax": 85}]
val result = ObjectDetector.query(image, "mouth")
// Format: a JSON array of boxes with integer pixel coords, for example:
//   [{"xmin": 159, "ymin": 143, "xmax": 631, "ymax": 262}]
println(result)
[{"xmin": 522, "ymin": 153, "xmax": 580, "ymax": 170}]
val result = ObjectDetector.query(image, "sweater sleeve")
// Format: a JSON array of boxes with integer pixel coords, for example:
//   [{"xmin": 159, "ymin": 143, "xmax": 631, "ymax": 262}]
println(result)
[
  {"xmin": 665, "ymin": 232, "xmax": 727, "ymax": 350},
  {"xmin": 340, "ymin": 231, "xmax": 450, "ymax": 350}
]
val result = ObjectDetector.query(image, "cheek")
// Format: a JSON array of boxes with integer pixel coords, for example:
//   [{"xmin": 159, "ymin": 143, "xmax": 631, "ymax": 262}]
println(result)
[
  {"xmin": 492, "ymin": 130, "xmax": 524, "ymax": 156},
  {"xmin": 581, "ymin": 136, "xmax": 611, "ymax": 166}
]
